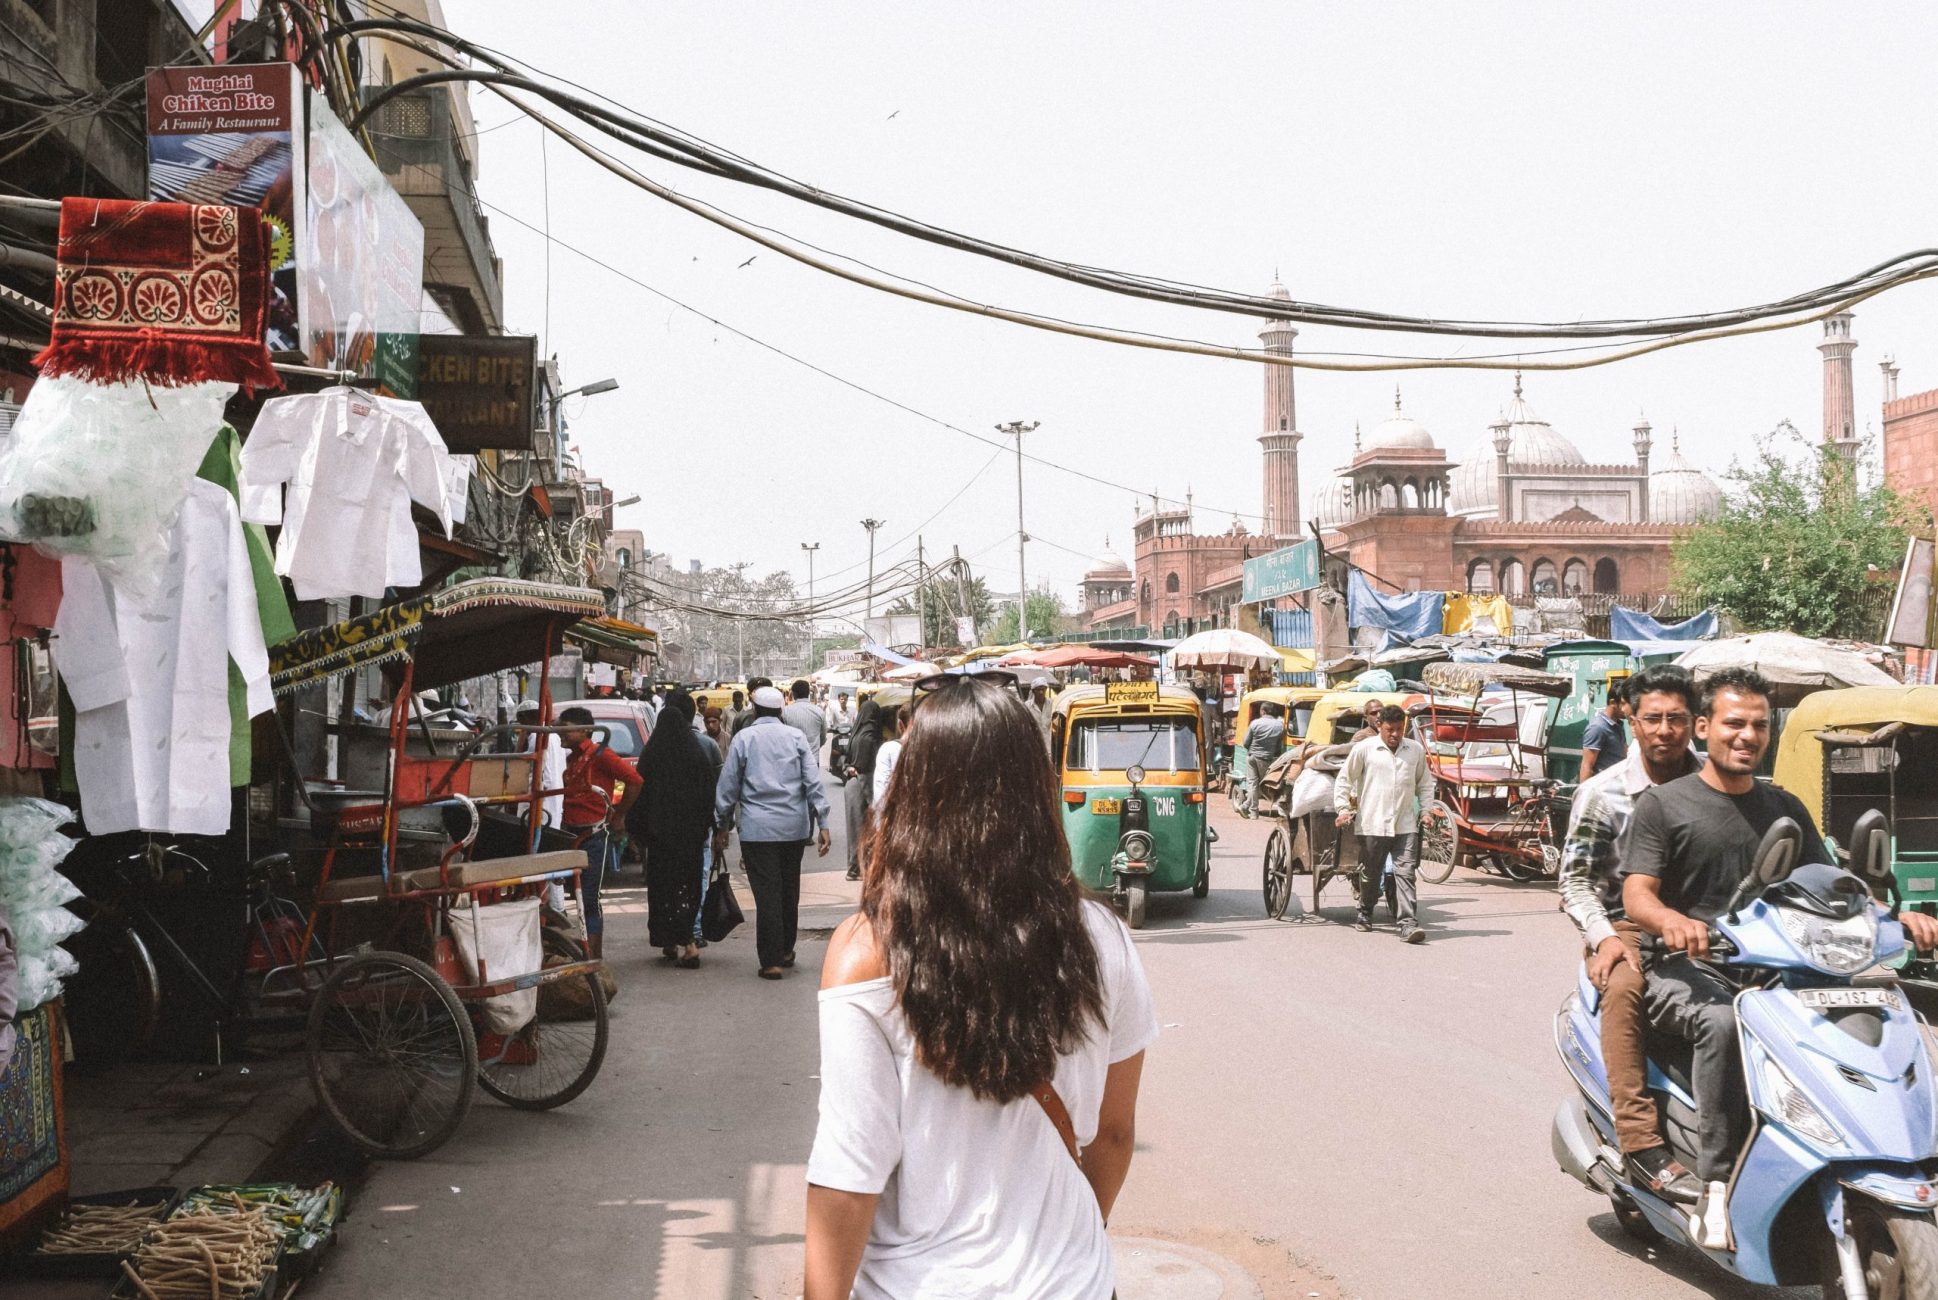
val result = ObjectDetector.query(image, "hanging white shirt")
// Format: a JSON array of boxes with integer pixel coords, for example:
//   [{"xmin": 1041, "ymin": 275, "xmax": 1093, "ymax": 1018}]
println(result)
[
  {"xmin": 56, "ymin": 479, "xmax": 272, "ymax": 836},
  {"xmin": 237, "ymin": 387, "xmax": 455, "ymax": 600}
]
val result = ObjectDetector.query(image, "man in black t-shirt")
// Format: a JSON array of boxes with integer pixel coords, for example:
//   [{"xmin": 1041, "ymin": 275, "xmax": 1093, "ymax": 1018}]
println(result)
[{"xmin": 1622, "ymin": 667, "xmax": 1938, "ymax": 1243}]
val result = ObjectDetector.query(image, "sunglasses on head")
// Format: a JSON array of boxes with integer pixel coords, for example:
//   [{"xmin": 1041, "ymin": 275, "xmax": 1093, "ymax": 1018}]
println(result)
[{"xmin": 911, "ymin": 670, "xmax": 1022, "ymax": 701}]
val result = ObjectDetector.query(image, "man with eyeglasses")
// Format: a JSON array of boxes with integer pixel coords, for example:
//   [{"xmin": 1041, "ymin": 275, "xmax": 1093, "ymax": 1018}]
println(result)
[{"xmin": 1558, "ymin": 664, "xmax": 1704, "ymax": 1206}]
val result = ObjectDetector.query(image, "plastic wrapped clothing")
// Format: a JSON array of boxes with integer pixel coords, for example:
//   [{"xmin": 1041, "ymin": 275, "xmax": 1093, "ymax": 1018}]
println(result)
[
  {"xmin": 0, "ymin": 375, "xmax": 235, "ymax": 597},
  {"xmin": 0, "ymin": 797, "xmax": 80, "ymax": 1014},
  {"xmin": 1288, "ymin": 767, "xmax": 1337, "ymax": 821},
  {"xmin": 238, "ymin": 387, "xmax": 455, "ymax": 600},
  {"xmin": 55, "ymin": 479, "xmax": 272, "ymax": 835},
  {"xmin": 0, "ymin": 905, "xmax": 15, "ymax": 1074},
  {"xmin": 1443, "ymin": 593, "xmax": 1514, "ymax": 636}
]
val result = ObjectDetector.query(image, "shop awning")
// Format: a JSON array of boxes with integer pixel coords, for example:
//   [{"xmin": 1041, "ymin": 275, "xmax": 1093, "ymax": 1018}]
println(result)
[{"xmin": 566, "ymin": 616, "xmax": 660, "ymax": 666}]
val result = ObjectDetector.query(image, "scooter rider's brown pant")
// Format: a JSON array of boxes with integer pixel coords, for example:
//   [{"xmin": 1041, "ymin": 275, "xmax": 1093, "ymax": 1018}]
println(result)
[{"xmin": 1604, "ymin": 920, "xmax": 1663, "ymax": 1154}]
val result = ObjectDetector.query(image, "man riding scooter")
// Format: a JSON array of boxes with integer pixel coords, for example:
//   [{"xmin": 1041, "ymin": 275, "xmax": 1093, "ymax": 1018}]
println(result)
[
  {"xmin": 1621, "ymin": 667, "xmax": 1938, "ymax": 1246},
  {"xmin": 1557, "ymin": 664, "xmax": 1704, "ymax": 1206}
]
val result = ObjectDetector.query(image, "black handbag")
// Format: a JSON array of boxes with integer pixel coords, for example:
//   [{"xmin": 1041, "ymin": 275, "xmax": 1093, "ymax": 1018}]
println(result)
[{"xmin": 701, "ymin": 858, "xmax": 744, "ymax": 942}]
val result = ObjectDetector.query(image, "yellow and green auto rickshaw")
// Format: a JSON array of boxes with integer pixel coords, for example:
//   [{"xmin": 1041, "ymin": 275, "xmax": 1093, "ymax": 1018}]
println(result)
[
  {"xmin": 1771, "ymin": 686, "xmax": 1938, "ymax": 910},
  {"xmin": 1049, "ymin": 682, "xmax": 1212, "ymax": 928},
  {"xmin": 1226, "ymin": 685, "xmax": 1329, "ymax": 810}
]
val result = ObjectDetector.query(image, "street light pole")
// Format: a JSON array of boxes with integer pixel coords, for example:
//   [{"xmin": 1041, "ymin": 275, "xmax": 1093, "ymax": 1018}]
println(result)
[
  {"xmin": 996, "ymin": 420, "xmax": 1038, "ymax": 640},
  {"xmin": 861, "ymin": 518, "xmax": 885, "ymax": 633},
  {"xmin": 800, "ymin": 541, "xmax": 819, "ymax": 672},
  {"xmin": 547, "ymin": 375, "xmax": 620, "ymax": 478}
]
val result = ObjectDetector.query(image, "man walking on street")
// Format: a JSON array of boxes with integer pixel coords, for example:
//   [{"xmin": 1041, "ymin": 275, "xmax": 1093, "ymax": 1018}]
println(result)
[
  {"xmin": 1334, "ymin": 704, "xmax": 1435, "ymax": 942},
  {"xmin": 557, "ymin": 705, "xmax": 644, "ymax": 961},
  {"xmin": 1581, "ymin": 689, "xmax": 1631, "ymax": 777},
  {"xmin": 1558, "ymin": 664, "xmax": 1703, "ymax": 1205},
  {"xmin": 782, "ymin": 679, "xmax": 828, "ymax": 755},
  {"xmin": 716, "ymin": 685, "xmax": 832, "ymax": 980},
  {"xmin": 1237, "ymin": 702, "xmax": 1286, "ymax": 818}
]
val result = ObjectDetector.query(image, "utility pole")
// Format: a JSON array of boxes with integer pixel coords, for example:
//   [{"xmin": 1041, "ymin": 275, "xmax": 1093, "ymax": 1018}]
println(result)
[
  {"xmin": 800, "ymin": 541, "xmax": 819, "ymax": 672},
  {"xmin": 860, "ymin": 518, "xmax": 885, "ymax": 634},
  {"xmin": 916, "ymin": 535, "xmax": 927, "ymax": 648},
  {"xmin": 732, "ymin": 560, "xmax": 750, "ymax": 681},
  {"xmin": 996, "ymin": 420, "xmax": 1039, "ymax": 640},
  {"xmin": 953, "ymin": 545, "xmax": 973, "ymax": 645}
]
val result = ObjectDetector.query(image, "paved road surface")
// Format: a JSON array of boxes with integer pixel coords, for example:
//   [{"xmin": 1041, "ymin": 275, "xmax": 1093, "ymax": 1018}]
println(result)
[{"xmin": 306, "ymin": 779, "xmax": 1804, "ymax": 1299}]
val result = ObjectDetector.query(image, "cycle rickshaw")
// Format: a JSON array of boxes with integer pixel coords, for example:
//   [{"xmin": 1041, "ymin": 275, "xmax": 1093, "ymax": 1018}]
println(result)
[
  {"xmin": 265, "ymin": 578, "xmax": 615, "ymax": 1158},
  {"xmin": 1413, "ymin": 660, "xmax": 1573, "ymax": 885}
]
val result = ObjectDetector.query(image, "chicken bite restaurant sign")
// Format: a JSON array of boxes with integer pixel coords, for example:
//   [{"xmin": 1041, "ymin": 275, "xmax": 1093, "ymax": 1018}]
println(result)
[{"xmin": 414, "ymin": 335, "xmax": 538, "ymax": 454}]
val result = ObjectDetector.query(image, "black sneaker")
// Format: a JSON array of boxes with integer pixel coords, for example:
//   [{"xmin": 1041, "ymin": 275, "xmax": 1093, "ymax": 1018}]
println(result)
[
  {"xmin": 1352, "ymin": 913, "xmax": 1372, "ymax": 932},
  {"xmin": 1628, "ymin": 1146, "xmax": 1701, "ymax": 1205},
  {"xmin": 845, "ymin": 867, "xmax": 860, "ymax": 882},
  {"xmin": 1399, "ymin": 925, "xmax": 1426, "ymax": 944}
]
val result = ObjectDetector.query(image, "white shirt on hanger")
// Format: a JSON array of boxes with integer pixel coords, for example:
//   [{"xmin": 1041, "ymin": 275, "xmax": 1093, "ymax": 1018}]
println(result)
[
  {"xmin": 56, "ymin": 479, "xmax": 272, "ymax": 836},
  {"xmin": 238, "ymin": 387, "xmax": 456, "ymax": 600}
]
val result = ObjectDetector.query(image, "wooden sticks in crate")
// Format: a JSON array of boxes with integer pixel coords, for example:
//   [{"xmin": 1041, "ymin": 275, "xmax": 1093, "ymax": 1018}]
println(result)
[
  {"xmin": 118, "ymin": 1201, "xmax": 279, "ymax": 1300},
  {"xmin": 33, "ymin": 1201, "xmax": 164, "ymax": 1254}
]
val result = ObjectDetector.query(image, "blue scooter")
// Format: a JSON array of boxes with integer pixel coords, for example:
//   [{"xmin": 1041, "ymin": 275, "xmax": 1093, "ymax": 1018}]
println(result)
[{"xmin": 1552, "ymin": 812, "xmax": 1938, "ymax": 1298}]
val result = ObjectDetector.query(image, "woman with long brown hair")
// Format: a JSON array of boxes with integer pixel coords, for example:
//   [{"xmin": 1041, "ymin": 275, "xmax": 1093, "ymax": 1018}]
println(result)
[{"xmin": 803, "ymin": 678, "xmax": 1156, "ymax": 1300}]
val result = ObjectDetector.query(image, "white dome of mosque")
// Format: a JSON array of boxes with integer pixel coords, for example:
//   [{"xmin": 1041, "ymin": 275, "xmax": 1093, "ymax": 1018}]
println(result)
[
  {"xmin": 1448, "ymin": 373, "xmax": 1587, "ymax": 516},
  {"xmin": 1311, "ymin": 474, "xmax": 1355, "ymax": 528},
  {"xmin": 1649, "ymin": 431, "xmax": 1725, "ymax": 524},
  {"xmin": 1363, "ymin": 387, "xmax": 1436, "ymax": 451},
  {"xmin": 1087, "ymin": 538, "xmax": 1131, "ymax": 577}
]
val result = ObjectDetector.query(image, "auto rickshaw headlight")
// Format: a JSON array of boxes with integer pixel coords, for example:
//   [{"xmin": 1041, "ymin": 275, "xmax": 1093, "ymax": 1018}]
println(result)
[{"xmin": 1122, "ymin": 830, "xmax": 1153, "ymax": 863}]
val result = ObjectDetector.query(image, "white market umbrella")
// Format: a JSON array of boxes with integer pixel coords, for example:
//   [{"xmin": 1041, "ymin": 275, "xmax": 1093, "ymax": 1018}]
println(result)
[
  {"xmin": 1674, "ymin": 632, "xmax": 1896, "ymax": 703},
  {"xmin": 882, "ymin": 660, "xmax": 942, "ymax": 681},
  {"xmin": 1167, "ymin": 628, "xmax": 1281, "ymax": 673}
]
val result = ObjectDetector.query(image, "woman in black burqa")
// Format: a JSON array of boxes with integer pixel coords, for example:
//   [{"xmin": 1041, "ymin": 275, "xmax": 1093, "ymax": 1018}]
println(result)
[{"xmin": 628, "ymin": 689, "xmax": 714, "ymax": 967}]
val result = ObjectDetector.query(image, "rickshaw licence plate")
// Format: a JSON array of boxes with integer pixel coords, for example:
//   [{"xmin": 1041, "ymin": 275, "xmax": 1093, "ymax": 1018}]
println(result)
[
  {"xmin": 1798, "ymin": 988, "xmax": 1899, "ymax": 1010},
  {"xmin": 1090, "ymin": 798, "xmax": 1122, "ymax": 814}
]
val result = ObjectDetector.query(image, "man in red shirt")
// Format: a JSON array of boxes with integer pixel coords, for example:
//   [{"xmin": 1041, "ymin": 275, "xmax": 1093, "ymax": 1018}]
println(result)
[{"xmin": 558, "ymin": 706, "xmax": 643, "ymax": 959}]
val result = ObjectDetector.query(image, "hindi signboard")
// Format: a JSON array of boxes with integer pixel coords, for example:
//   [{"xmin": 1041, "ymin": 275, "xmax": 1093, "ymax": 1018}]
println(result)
[
  {"xmin": 1242, "ymin": 540, "xmax": 1320, "ymax": 604},
  {"xmin": 1104, "ymin": 680, "xmax": 1159, "ymax": 706},
  {"xmin": 414, "ymin": 335, "xmax": 538, "ymax": 454}
]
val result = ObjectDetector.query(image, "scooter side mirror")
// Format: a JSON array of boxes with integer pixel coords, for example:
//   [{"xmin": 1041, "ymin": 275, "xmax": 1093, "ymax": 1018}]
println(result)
[
  {"xmin": 1849, "ymin": 808, "xmax": 1894, "ymax": 886},
  {"xmin": 1753, "ymin": 817, "xmax": 1802, "ymax": 886}
]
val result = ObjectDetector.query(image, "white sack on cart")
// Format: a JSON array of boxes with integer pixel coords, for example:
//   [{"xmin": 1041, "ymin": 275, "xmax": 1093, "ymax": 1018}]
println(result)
[
  {"xmin": 1287, "ymin": 768, "xmax": 1336, "ymax": 821},
  {"xmin": 447, "ymin": 896, "xmax": 539, "ymax": 1035}
]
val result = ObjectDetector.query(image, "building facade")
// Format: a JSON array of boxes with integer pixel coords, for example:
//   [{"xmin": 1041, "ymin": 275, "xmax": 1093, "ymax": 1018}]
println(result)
[{"xmin": 1081, "ymin": 279, "xmax": 1731, "ymax": 633}]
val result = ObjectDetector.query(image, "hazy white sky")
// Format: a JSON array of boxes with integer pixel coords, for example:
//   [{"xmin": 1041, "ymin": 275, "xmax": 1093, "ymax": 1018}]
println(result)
[{"xmin": 444, "ymin": 2, "xmax": 1938, "ymax": 613}]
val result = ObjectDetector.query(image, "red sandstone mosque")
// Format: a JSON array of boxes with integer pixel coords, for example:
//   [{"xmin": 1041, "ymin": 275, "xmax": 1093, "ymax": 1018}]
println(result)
[{"xmin": 1075, "ymin": 280, "xmax": 1853, "ymax": 636}]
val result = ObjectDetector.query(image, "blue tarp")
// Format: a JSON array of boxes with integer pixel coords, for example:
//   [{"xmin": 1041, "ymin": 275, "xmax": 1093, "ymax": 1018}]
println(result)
[
  {"xmin": 1347, "ymin": 571, "xmax": 1444, "ymax": 640},
  {"xmin": 1609, "ymin": 606, "xmax": 1716, "ymax": 642},
  {"xmin": 860, "ymin": 639, "xmax": 917, "ymax": 666}
]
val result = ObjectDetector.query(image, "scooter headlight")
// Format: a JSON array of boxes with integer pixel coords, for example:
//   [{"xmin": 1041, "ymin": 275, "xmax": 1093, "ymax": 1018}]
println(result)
[
  {"xmin": 1121, "ymin": 830, "xmax": 1153, "ymax": 863},
  {"xmin": 1777, "ymin": 907, "xmax": 1879, "ymax": 975},
  {"xmin": 1758, "ymin": 1054, "xmax": 1844, "ymax": 1149}
]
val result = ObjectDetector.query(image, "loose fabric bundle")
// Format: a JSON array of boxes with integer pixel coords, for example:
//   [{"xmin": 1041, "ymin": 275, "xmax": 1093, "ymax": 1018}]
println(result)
[{"xmin": 34, "ymin": 197, "xmax": 281, "ymax": 395}]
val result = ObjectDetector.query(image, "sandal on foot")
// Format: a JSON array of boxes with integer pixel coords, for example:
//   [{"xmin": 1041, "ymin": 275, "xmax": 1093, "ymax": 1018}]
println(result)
[{"xmin": 757, "ymin": 966, "xmax": 783, "ymax": 980}]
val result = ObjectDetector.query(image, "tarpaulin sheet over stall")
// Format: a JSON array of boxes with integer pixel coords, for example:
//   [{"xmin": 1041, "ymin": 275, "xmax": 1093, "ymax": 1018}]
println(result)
[
  {"xmin": 1347, "ymin": 570, "xmax": 1444, "ymax": 640},
  {"xmin": 1609, "ymin": 606, "xmax": 1717, "ymax": 642},
  {"xmin": 269, "ymin": 578, "xmax": 603, "ymax": 695},
  {"xmin": 566, "ymin": 616, "xmax": 660, "ymax": 666}
]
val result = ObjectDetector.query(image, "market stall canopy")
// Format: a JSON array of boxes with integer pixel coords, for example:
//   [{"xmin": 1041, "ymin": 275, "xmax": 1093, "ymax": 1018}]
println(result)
[
  {"xmin": 565, "ymin": 616, "xmax": 660, "ymax": 667},
  {"xmin": 881, "ymin": 660, "xmax": 941, "ymax": 681},
  {"xmin": 1168, "ymin": 628, "xmax": 1281, "ymax": 672},
  {"xmin": 1423, "ymin": 660, "xmax": 1575, "ymax": 700},
  {"xmin": 1004, "ymin": 645, "xmax": 1158, "ymax": 670},
  {"xmin": 810, "ymin": 664, "xmax": 867, "ymax": 685},
  {"xmin": 269, "ymin": 578, "xmax": 605, "ymax": 695},
  {"xmin": 1674, "ymin": 632, "xmax": 1897, "ymax": 704}
]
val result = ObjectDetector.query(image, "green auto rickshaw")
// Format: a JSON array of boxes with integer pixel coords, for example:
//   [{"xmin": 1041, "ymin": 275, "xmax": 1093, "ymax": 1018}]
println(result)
[{"xmin": 1049, "ymin": 682, "xmax": 1212, "ymax": 928}]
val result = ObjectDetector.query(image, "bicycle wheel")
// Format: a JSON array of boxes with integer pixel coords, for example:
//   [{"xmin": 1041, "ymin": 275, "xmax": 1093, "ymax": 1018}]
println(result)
[
  {"xmin": 61, "ymin": 910, "xmax": 160, "ymax": 1073},
  {"xmin": 307, "ymin": 951, "xmax": 476, "ymax": 1159},
  {"xmin": 478, "ymin": 948, "xmax": 610, "ymax": 1111},
  {"xmin": 1262, "ymin": 827, "xmax": 1291, "ymax": 919},
  {"xmin": 1418, "ymin": 801, "xmax": 1461, "ymax": 884}
]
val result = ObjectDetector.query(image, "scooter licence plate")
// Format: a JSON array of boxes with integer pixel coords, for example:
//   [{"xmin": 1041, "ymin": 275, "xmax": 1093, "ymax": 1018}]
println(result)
[
  {"xmin": 1798, "ymin": 987, "xmax": 1900, "ymax": 1010},
  {"xmin": 1091, "ymin": 798, "xmax": 1122, "ymax": 814}
]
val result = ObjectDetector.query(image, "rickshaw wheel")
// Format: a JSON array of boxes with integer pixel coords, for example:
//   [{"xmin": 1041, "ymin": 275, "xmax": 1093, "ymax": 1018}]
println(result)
[
  {"xmin": 478, "ymin": 950, "xmax": 609, "ymax": 1111},
  {"xmin": 1263, "ymin": 828, "xmax": 1292, "ymax": 919},
  {"xmin": 1419, "ymin": 800, "xmax": 1461, "ymax": 884},
  {"xmin": 307, "ymin": 950, "xmax": 477, "ymax": 1160},
  {"xmin": 1124, "ymin": 879, "xmax": 1149, "ymax": 929}
]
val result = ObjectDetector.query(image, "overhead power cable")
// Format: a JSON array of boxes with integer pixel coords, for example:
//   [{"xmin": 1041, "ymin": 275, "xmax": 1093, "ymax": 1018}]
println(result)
[{"xmin": 326, "ymin": 12, "xmax": 1938, "ymax": 345}]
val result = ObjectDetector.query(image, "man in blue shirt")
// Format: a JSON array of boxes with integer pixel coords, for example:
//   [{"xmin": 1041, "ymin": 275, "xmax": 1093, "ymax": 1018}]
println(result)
[
  {"xmin": 715, "ymin": 686, "xmax": 832, "ymax": 980},
  {"xmin": 1580, "ymin": 691, "xmax": 1630, "ymax": 777}
]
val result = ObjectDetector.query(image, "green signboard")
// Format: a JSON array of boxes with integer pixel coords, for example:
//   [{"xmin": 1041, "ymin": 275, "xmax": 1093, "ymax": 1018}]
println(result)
[{"xmin": 1242, "ymin": 540, "xmax": 1320, "ymax": 603}]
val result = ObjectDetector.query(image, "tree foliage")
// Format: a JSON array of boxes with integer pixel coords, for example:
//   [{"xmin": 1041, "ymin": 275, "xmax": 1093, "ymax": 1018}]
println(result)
[
  {"xmin": 653, "ymin": 565, "xmax": 807, "ymax": 678},
  {"xmin": 1672, "ymin": 425, "xmax": 1916, "ymax": 640},
  {"xmin": 986, "ymin": 583, "xmax": 1074, "ymax": 645},
  {"xmin": 888, "ymin": 574, "xmax": 996, "ymax": 648}
]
